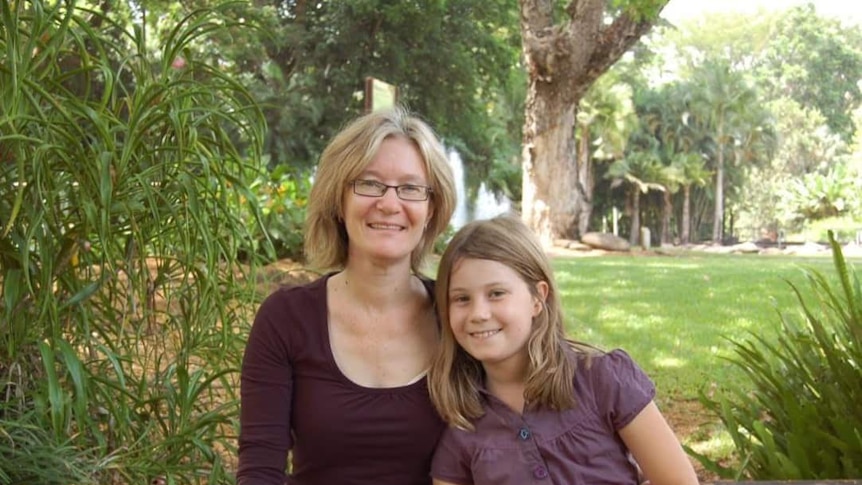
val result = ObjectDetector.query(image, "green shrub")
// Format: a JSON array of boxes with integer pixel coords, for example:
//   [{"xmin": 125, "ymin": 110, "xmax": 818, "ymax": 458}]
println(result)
[
  {"xmin": 242, "ymin": 165, "xmax": 311, "ymax": 263},
  {"xmin": 433, "ymin": 224, "xmax": 457, "ymax": 256},
  {"xmin": 795, "ymin": 216, "xmax": 862, "ymax": 244},
  {"xmin": 1, "ymin": 1, "xmax": 264, "ymax": 483},
  {"xmin": 0, "ymin": 413, "xmax": 97, "ymax": 485},
  {"xmin": 689, "ymin": 231, "xmax": 862, "ymax": 479}
]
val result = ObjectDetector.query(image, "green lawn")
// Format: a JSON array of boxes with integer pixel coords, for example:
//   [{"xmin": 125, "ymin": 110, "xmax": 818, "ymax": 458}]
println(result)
[{"xmin": 551, "ymin": 252, "xmax": 861, "ymax": 404}]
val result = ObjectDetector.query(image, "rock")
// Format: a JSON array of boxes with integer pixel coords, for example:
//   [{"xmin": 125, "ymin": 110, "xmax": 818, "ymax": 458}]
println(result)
[
  {"xmin": 580, "ymin": 232, "xmax": 631, "ymax": 252},
  {"xmin": 554, "ymin": 238, "xmax": 593, "ymax": 251},
  {"xmin": 730, "ymin": 241, "xmax": 760, "ymax": 254}
]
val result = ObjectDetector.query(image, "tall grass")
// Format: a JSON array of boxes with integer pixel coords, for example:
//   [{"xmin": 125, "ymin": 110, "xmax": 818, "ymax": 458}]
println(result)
[{"xmin": 0, "ymin": 1, "xmax": 265, "ymax": 483}]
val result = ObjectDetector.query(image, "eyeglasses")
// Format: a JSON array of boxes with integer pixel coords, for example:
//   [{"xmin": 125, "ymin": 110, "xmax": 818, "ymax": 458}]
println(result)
[{"xmin": 350, "ymin": 179, "xmax": 433, "ymax": 201}]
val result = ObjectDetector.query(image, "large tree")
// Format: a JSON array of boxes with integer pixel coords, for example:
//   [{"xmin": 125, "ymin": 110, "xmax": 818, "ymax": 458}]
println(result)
[{"xmin": 518, "ymin": 0, "xmax": 668, "ymax": 245}]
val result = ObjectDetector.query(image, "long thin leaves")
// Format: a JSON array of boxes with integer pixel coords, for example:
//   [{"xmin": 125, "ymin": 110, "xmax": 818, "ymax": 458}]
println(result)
[
  {"xmin": 691, "ymin": 231, "xmax": 862, "ymax": 479},
  {"xmin": 1, "ymin": 1, "xmax": 265, "ymax": 483}
]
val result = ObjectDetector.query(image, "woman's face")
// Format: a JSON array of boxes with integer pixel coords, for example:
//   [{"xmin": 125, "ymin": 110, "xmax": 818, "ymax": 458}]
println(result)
[{"xmin": 342, "ymin": 135, "xmax": 433, "ymax": 267}]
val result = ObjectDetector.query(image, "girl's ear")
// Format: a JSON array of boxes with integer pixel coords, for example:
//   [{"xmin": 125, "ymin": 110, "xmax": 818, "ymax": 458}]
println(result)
[{"xmin": 532, "ymin": 281, "xmax": 549, "ymax": 317}]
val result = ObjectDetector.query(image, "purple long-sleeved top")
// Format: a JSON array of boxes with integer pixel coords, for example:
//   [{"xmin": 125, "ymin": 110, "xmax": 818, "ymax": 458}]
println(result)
[{"xmin": 238, "ymin": 274, "xmax": 446, "ymax": 485}]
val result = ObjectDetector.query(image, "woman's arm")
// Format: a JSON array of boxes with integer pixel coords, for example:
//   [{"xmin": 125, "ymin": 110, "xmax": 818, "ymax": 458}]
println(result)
[
  {"xmin": 237, "ymin": 295, "xmax": 295, "ymax": 485},
  {"xmin": 618, "ymin": 401, "xmax": 700, "ymax": 485}
]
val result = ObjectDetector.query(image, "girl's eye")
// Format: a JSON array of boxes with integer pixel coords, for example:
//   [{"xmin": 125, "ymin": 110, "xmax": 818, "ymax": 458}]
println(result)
[
  {"xmin": 450, "ymin": 295, "xmax": 469, "ymax": 304},
  {"xmin": 489, "ymin": 290, "xmax": 506, "ymax": 298}
]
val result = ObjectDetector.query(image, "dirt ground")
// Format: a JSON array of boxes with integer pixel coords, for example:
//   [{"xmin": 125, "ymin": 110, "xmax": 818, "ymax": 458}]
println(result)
[{"xmin": 257, "ymin": 254, "xmax": 721, "ymax": 482}]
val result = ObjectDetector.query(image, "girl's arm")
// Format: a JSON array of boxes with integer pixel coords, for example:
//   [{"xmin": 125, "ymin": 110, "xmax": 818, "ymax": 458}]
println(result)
[{"xmin": 618, "ymin": 401, "xmax": 700, "ymax": 485}]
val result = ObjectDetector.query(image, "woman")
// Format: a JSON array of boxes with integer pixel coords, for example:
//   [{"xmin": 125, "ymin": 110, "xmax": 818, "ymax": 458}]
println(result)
[{"xmin": 237, "ymin": 106, "xmax": 457, "ymax": 485}]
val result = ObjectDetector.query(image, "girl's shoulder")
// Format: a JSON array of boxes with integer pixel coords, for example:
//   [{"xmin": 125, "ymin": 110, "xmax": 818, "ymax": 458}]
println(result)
[{"xmin": 567, "ymin": 343, "xmax": 640, "ymax": 373}]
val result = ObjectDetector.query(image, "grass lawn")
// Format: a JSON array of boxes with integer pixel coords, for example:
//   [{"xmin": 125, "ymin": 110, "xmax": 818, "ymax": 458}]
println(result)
[{"xmin": 551, "ymin": 252, "xmax": 861, "ymax": 403}]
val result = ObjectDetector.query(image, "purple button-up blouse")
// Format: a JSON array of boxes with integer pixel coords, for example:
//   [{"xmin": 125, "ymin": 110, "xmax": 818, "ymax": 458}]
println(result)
[{"xmin": 431, "ymin": 349, "xmax": 655, "ymax": 485}]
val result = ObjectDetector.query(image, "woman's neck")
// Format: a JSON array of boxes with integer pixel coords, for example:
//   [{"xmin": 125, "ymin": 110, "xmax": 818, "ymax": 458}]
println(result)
[{"xmin": 335, "ymin": 261, "xmax": 420, "ymax": 309}]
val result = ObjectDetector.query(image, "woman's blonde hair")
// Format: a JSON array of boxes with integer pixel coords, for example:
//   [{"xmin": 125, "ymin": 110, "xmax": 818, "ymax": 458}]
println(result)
[
  {"xmin": 428, "ymin": 214, "xmax": 591, "ymax": 430},
  {"xmin": 304, "ymin": 106, "xmax": 456, "ymax": 273}
]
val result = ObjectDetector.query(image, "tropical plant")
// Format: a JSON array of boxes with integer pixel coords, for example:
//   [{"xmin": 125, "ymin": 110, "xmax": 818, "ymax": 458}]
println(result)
[
  {"xmin": 688, "ymin": 59, "xmax": 776, "ymax": 243},
  {"xmin": 0, "ymin": 1, "xmax": 265, "ymax": 483},
  {"xmin": 577, "ymin": 69, "xmax": 638, "ymax": 236},
  {"xmin": 606, "ymin": 150, "xmax": 664, "ymax": 246},
  {"xmin": 243, "ymin": 164, "xmax": 311, "ymax": 262},
  {"xmin": 689, "ymin": 231, "xmax": 862, "ymax": 479}
]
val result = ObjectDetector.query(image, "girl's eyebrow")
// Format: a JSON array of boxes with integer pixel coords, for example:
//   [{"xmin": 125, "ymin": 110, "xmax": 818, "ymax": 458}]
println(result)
[{"xmin": 449, "ymin": 281, "xmax": 507, "ymax": 292}]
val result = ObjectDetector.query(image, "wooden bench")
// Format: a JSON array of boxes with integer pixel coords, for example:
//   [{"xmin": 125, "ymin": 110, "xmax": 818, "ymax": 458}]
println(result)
[{"xmin": 708, "ymin": 481, "xmax": 862, "ymax": 485}]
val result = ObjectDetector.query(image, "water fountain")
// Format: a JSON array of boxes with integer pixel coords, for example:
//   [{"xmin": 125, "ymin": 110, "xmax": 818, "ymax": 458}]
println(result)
[{"xmin": 447, "ymin": 149, "xmax": 512, "ymax": 228}]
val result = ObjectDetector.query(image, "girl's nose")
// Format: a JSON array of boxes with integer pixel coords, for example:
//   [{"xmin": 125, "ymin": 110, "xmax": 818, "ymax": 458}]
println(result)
[{"xmin": 469, "ymin": 300, "xmax": 491, "ymax": 322}]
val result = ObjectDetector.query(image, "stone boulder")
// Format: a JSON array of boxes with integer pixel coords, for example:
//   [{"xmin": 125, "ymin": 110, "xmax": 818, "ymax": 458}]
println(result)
[
  {"xmin": 580, "ymin": 232, "xmax": 631, "ymax": 252},
  {"xmin": 553, "ymin": 239, "xmax": 593, "ymax": 251}
]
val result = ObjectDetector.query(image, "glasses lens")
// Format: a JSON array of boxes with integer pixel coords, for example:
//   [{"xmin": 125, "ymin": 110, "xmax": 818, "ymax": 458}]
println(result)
[
  {"xmin": 397, "ymin": 185, "xmax": 428, "ymax": 201},
  {"xmin": 353, "ymin": 180, "xmax": 384, "ymax": 196},
  {"xmin": 352, "ymin": 180, "xmax": 429, "ymax": 200}
]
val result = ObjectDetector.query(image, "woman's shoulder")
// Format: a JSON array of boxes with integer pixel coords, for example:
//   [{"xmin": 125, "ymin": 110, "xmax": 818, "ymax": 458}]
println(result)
[
  {"xmin": 255, "ymin": 273, "xmax": 330, "ymax": 321},
  {"xmin": 264, "ymin": 272, "xmax": 329, "ymax": 300}
]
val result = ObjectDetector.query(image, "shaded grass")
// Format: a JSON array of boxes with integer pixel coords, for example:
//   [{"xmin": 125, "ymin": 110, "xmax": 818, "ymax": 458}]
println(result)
[{"xmin": 551, "ymin": 252, "xmax": 862, "ymax": 403}]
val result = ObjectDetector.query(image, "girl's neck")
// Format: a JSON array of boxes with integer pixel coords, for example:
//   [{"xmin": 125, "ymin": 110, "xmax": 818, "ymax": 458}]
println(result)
[{"xmin": 484, "ymin": 362, "xmax": 528, "ymax": 414}]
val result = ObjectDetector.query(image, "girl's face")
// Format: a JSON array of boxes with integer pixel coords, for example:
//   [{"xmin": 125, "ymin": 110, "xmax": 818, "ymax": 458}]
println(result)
[
  {"xmin": 447, "ymin": 257, "xmax": 547, "ymax": 375},
  {"xmin": 342, "ymin": 135, "xmax": 433, "ymax": 266}
]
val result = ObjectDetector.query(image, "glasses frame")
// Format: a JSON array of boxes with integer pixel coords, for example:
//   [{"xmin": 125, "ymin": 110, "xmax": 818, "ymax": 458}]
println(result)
[{"xmin": 350, "ymin": 179, "xmax": 433, "ymax": 201}]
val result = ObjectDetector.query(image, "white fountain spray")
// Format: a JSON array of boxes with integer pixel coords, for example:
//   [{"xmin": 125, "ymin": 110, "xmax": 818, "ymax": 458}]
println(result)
[{"xmin": 448, "ymin": 149, "xmax": 468, "ymax": 229}]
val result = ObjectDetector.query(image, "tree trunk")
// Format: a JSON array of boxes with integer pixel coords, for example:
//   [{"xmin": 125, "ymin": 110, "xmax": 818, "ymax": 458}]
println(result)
[
  {"xmin": 519, "ymin": 0, "xmax": 666, "ymax": 246},
  {"xmin": 629, "ymin": 188, "xmax": 641, "ymax": 246},
  {"xmin": 661, "ymin": 189, "xmax": 672, "ymax": 245},
  {"xmin": 712, "ymin": 119, "xmax": 726, "ymax": 243},
  {"xmin": 522, "ymin": 85, "xmax": 580, "ymax": 245},
  {"xmin": 681, "ymin": 184, "xmax": 691, "ymax": 244},
  {"xmin": 576, "ymin": 123, "xmax": 593, "ymax": 237},
  {"xmin": 712, "ymin": 149, "xmax": 724, "ymax": 243}
]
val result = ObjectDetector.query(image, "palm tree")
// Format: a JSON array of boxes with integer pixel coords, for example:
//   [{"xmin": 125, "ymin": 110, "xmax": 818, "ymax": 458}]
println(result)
[
  {"xmin": 689, "ymin": 60, "xmax": 773, "ymax": 243},
  {"xmin": 607, "ymin": 151, "xmax": 665, "ymax": 246},
  {"xmin": 675, "ymin": 152, "xmax": 711, "ymax": 244},
  {"xmin": 576, "ymin": 71, "xmax": 637, "ymax": 236}
]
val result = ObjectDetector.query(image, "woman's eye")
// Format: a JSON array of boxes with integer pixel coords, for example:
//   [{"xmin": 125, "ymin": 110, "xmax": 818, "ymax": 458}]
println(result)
[{"xmin": 358, "ymin": 180, "xmax": 381, "ymax": 189}]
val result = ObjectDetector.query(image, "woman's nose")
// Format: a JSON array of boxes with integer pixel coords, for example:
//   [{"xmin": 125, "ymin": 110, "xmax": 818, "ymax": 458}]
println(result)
[{"xmin": 375, "ymin": 187, "xmax": 401, "ymax": 211}]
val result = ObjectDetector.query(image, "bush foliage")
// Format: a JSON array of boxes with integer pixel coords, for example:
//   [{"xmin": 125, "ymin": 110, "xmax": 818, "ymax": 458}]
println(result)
[
  {"xmin": 0, "ymin": 2, "xmax": 265, "ymax": 483},
  {"xmin": 690, "ymin": 231, "xmax": 862, "ymax": 479}
]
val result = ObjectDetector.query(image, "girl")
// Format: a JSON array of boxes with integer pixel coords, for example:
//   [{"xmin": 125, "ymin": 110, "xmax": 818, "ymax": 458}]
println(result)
[{"xmin": 427, "ymin": 215, "xmax": 699, "ymax": 485}]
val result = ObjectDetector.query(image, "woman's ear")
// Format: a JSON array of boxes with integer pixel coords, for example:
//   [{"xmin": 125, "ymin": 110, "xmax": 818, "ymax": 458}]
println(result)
[{"xmin": 532, "ymin": 281, "xmax": 549, "ymax": 317}]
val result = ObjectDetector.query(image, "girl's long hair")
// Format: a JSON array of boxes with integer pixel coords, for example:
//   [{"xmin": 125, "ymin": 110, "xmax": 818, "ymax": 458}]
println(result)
[{"xmin": 428, "ymin": 214, "xmax": 594, "ymax": 430}]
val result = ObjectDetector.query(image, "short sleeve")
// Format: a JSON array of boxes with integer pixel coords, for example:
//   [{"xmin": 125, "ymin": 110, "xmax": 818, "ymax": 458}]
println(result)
[
  {"xmin": 588, "ymin": 349, "xmax": 656, "ymax": 430},
  {"xmin": 431, "ymin": 427, "xmax": 474, "ymax": 485}
]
